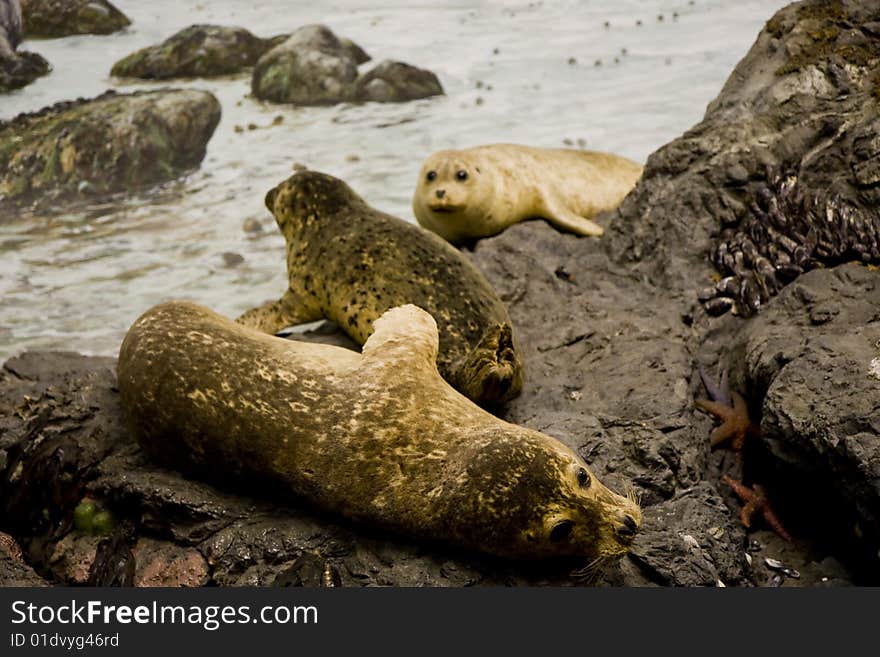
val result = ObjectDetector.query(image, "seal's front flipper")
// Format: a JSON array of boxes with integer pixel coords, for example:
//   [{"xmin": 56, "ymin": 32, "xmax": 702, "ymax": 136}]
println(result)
[
  {"xmin": 543, "ymin": 202, "xmax": 604, "ymax": 237},
  {"xmin": 236, "ymin": 289, "xmax": 322, "ymax": 334},
  {"xmin": 454, "ymin": 323, "xmax": 524, "ymax": 406},
  {"xmin": 361, "ymin": 304, "xmax": 439, "ymax": 369}
]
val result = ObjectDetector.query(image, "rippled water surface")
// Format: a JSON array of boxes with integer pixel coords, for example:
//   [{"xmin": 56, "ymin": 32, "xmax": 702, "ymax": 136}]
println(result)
[{"xmin": 0, "ymin": 0, "xmax": 788, "ymax": 360}]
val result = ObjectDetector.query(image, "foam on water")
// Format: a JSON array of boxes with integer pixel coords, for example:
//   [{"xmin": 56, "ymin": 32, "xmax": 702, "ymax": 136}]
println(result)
[{"xmin": 0, "ymin": 0, "xmax": 788, "ymax": 359}]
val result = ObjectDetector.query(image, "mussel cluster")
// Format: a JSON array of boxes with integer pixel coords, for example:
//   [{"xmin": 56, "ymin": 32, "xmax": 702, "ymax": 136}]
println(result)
[{"xmin": 700, "ymin": 173, "xmax": 880, "ymax": 316}]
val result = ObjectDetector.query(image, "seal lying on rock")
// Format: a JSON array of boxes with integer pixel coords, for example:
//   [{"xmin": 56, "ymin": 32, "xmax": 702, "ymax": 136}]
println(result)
[
  {"xmin": 413, "ymin": 144, "xmax": 643, "ymax": 244},
  {"xmin": 237, "ymin": 170, "xmax": 524, "ymax": 406},
  {"xmin": 118, "ymin": 301, "xmax": 641, "ymax": 562}
]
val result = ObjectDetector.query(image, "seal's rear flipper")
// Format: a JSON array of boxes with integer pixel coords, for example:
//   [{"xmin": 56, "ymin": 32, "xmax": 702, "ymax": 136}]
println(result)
[
  {"xmin": 455, "ymin": 323, "xmax": 524, "ymax": 406},
  {"xmin": 361, "ymin": 304, "xmax": 440, "ymax": 368},
  {"xmin": 545, "ymin": 206, "xmax": 604, "ymax": 237},
  {"xmin": 236, "ymin": 289, "xmax": 322, "ymax": 334}
]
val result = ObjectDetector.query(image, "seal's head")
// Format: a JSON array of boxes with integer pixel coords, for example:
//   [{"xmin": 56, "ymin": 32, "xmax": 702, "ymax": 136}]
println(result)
[
  {"xmin": 441, "ymin": 427, "xmax": 641, "ymax": 562},
  {"xmin": 413, "ymin": 150, "xmax": 497, "ymax": 243},
  {"xmin": 265, "ymin": 170, "xmax": 366, "ymax": 236}
]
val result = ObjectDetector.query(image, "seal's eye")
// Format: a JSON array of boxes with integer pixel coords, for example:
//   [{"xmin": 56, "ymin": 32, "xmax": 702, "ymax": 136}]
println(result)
[
  {"xmin": 576, "ymin": 467, "xmax": 590, "ymax": 488},
  {"xmin": 549, "ymin": 519, "xmax": 574, "ymax": 543},
  {"xmin": 456, "ymin": 170, "xmax": 468, "ymax": 181},
  {"xmin": 426, "ymin": 171, "xmax": 437, "ymax": 182}
]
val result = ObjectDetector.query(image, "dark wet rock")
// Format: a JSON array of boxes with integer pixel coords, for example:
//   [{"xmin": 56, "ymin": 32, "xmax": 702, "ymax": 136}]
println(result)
[
  {"xmin": 0, "ymin": 88, "xmax": 220, "ymax": 214},
  {"xmin": 21, "ymin": 0, "xmax": 130, "ymax": 38},
  {"xmin": 251, "ymin": 24, "xmax": 360, "ymax": 105},
  {"xmin": 603, "ymin": 0, "xmax": 880, "ymax": 318},
  {"xmin": 111, "ymin": 25, "xmax": 283, "ymax": 80},
  {"xmin": 0, "ymin": 0, "xmax": 50, "ymax": 91},
  {"xmin": 700, "ymin": 264, "xmax": 880, "ymax": 580},
  {"xmin": 251, "ymin": 24, "xmax": 439, "ymax": 106},
  {"xmin": 0, "ymin": 47, "xmax": 49, "ymax": 91},
  {"xmin": 1, "ymin": 0, "xmax": 876, "ymax": 587},
  {"xmin": 353, "ymin": 60, "xmax": 444, "ymax": 103},
  {"xmin": 340, "ymin": 37, "xmax": 370, "ymax": 65}
]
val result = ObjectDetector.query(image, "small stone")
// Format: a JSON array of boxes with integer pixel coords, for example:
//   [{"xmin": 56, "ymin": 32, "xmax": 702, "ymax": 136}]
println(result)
[
  {"xmin": 272, "ymin": 115, "xmax": 284, "ymax": 125},
  {"xmin": 234, "ymin": 125, "xmax": 244, "ymax": 133},
  {"xmin": 594, "ymin": 59, "xmax": 602, "ymax": 66},
  {"xmin": 292, "ymin": 162, "xmax": 308, "ymax": 173},
  {"xmin": 563, "ymin": 138, "xmax": 574, "ymax": 146},
  {"xmin": 475, "ymin": 97, "xmax": 484, "ymax": 105},
  {"xmin": 493, "ymin": 48, "xmax": 500, "ymax": 55},
  {"xmin": 247, "ymin": 123, "xmax": 258, "ymax": 131},
  {"xmin": 221, "ymin": 252, "xmax": 245, "ymax": 268},
  {"xmin": 345, "ymin": 154, "xmax": 361, "ymax": 162},
  {"xmin": 242, "ymin": 218, "xmax": 262, "ymax": 234}
]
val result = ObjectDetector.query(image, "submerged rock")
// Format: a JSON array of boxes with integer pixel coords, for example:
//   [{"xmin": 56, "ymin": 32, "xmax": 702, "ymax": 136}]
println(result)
[
  {"xmin": 353, "ymin": 60, "xmax": 444, "ymax": 102},
  {"xmin": 20, "ymin": 0, "xmax": 130, "ymax": 38},
  {"xmin": 0, "ymin": 89, "xmax": 221, "ymax": 213},
  {"xmin": 111, "ymin": 24, "xmax": 284, "ymax": 80}
]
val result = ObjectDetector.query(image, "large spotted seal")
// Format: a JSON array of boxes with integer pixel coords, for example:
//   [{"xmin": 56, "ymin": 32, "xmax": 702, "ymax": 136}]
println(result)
[
  {"xmin": 118, "ymin": 301, "xmax": 641, "ymax": 561},
  {"xmin": 237, "ymin": 170, "xmax": 524, "ymax": 406},
  {"xmin": 413, "ymin": 144, "xmax": 643, "ymax": 244}
]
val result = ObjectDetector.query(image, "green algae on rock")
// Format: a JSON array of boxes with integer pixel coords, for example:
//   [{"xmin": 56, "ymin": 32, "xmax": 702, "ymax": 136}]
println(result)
[
  {"xmin": 0, "ymin": 89, "xmax": 221, "ymax": 213},
  {"xmin": 111, "ymin": 24, "xmax": 285, "ymax": 80},
  {"xmin": 21, "ymin": 0, "xmax": 130, "ymax": 38},
  {"xmin": 251, "ymin": 25, "xmax": 360, "ymax": 105}
]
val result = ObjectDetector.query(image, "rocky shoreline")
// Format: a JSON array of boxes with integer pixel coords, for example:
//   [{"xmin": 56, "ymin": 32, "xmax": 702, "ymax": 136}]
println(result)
[{"xmin": 1, "ymin": 0, "xmax": 878, "ymax": 586}]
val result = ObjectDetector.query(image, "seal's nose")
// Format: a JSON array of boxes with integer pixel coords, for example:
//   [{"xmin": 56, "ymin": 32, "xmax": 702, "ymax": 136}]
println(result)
[
  {"xmin": 436, "ymin": 189, "xmax": 445, "ymax": 199},
  {"xmin": 617, "ymin": 514, "xmax": 638, "ymax": 539}
]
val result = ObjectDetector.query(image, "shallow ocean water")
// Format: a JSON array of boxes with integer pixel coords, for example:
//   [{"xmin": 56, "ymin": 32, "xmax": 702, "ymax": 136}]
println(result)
[{"xmin": 0, "ymin": 0, "xmax": 788, "ymax": 360}]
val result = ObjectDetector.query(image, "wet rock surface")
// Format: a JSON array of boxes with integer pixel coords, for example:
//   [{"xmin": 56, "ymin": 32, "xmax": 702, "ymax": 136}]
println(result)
[
  {"xmin": 0, "ymin": 89, "xmax": 221, "ymax": 213},
  {"xmin": 603, "ymin": 0, "xmax": 880, "ymax": 318},
  {"xmin": 251, "ymin": 25, "xmax": 360, "ymax": 105},
  {"xmin": 0, "ymin": 0, "xmax": 876, "ymax": 586},
  {"xmin": 21, "ymin": 0, "xmax": 130, "ymax": 38},
  {"xmin": 352, "ymin": 60, "xmax": 444, "ymax": 103},
  {"xmin": 111, "ymin": 24, "xmax": 285, "ymax": 80},
  {"xmin": 0, "ymin": 0, "xmax": 49, "ymax": 91},
  {"xmin": 251, "ymin": 24, "xmax": 441, "ymax": 105}
]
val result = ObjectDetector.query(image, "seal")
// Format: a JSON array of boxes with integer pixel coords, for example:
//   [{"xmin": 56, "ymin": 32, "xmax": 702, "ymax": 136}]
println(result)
[
  {"xmin": 412, "ymin": 144, "xmax": 643, "ymax": 244},
  {"xmin": 236, "ymin": 170, "xmax": 524, "ymax": 406},
  {"xmin": 117, "ymin": 301, "xmax": 641, "ymax": 562}
]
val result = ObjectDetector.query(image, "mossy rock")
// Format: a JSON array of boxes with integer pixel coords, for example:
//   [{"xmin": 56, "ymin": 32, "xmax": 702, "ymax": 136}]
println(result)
[
  {"xmin": 111, "ymin": 24, "xmax": 282, "ymax": 80},
  {"xmin": 21, "ymin": 0, "xmax": 130, "ymax": 38},
  {"xmin": 251, "ymin": 25, "xmax": 360, "ymax": 105},
  {"xmin": 0, "ymin": 88, "xmax": 221, "ymax": 212}
]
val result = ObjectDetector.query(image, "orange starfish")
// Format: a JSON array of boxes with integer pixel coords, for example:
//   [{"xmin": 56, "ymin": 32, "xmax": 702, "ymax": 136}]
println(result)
[
  {"xmin": 723, "ymin": 475, "xmax": 792, "ymax": 542},
  {"xmin": 695, "ymin": 391, "xmax": 759, "ymax": 450}
]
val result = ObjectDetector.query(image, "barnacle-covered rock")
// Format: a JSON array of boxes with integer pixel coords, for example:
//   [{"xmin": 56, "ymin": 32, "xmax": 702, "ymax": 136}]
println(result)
[
  {"xmin": 111, "ymin": 24, "xmax": 285, "ymax": 80},
  {"xmin": 21, "ymin": 0, "xmax": 130, "ymax": 38},
  {"xmin": 603, "ymin": 0, "xmax": 880, "ymax": 317},
  {"xmin": 0, "ymin": 88, "xmax": 221, "ymax": 213}
]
